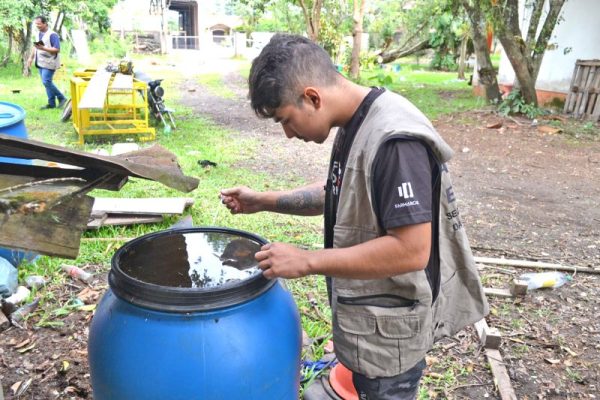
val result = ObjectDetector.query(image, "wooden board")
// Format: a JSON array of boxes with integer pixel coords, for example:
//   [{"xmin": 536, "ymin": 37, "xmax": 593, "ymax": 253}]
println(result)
[
  {"xmin": 483, "ymin": 288, "xmax": 513, "ymax": 298},
  {"xmin": 0, "ymin": 195, "xmax": 93, "ymax": 259},
  {"xmin": 78, "ymin": 70, "xmax": 112, "ymax": 109},
  {"xmin": 102, "ymin": 214, "xmax": 163, "ymax": 226},
  {"xmin": 474, "ymin": 318, "xmax": 502, "ymax": 349},
  {"xmin": 87, "ymin": 214, "xmax": 163, "ymax": 229},
  {"xmin": 485, "ymin": 348, "xmax": 518, "ymax": 400},
  {"xmin": 474, "ymin": 256, "xmax": 597, "ymax": 273},
  {"xmin": 111, "ymin": 73, "xmax": 133, "ymax": 90},
  {"xmin": 92, "ymin": 197, "xmax": 194, "ymax": 215},
  {"xmin": 87, "ymin": 213, "xmax": 107, "ymax": 229}
]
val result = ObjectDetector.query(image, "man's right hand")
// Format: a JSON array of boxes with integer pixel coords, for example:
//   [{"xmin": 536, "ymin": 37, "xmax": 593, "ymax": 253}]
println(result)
[
  {"xmin": 220, "ymin": 186, "xmax": 264, "ymax": 214},
  {"xmin": 26, "ymin": 58, "xmax": 33, "ymax": 69}
]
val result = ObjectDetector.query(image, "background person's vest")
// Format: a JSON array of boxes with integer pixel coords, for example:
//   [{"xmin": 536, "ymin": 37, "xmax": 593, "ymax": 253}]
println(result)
[{"xmin": 36, "ymin": 30, "xmax": 61, "ymax": 70}]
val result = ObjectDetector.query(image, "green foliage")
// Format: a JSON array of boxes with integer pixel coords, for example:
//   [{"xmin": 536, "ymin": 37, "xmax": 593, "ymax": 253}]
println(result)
[
  {"xmin": 88, "ymin": 32, "xmax": 132, "ymax": 59},
  {"xmin": 368, "ymin": 70, "xmax": 394, "ymax": 87},
  {"xmin": 317, "ymin": 0, "xmax": 351, "ymax": 59},
  {"xmin": 498, "ymin": 90, "xmax": 545, "ymax": 119}
]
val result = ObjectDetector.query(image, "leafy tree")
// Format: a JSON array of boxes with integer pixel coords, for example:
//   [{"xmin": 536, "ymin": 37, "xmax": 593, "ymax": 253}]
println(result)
[{"xmin": 486, "ymin": 0, "xmax": 567, "ymax": 106}]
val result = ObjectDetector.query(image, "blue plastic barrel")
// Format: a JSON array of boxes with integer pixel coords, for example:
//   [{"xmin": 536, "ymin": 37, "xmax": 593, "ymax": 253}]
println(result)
[
  {"xmin": 88, "ymin": 227, "xmax": 302, "ymax": 400},
  {"xmin": 0, "ymin": 101, "xmax": 30, "ymax": 165}
]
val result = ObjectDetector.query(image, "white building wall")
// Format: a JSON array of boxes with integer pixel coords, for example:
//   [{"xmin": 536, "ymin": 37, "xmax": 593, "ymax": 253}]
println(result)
[{"xmin": 498, "ymin": 0, "xmax": 600, "ymax": 93}]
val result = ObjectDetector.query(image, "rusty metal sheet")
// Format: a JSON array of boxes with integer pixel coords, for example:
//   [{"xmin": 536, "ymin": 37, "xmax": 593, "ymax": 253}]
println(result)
[{"xmin": 0, "ymin": 134, "xmax": 199, "ymax": 192}]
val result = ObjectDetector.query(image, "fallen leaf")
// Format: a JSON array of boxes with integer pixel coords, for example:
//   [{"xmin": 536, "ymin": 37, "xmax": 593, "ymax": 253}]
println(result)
[
  {"xmin": 17, "ymin": 344, "xmax": 36, "ymax": 354},
  {"xmin": 487, "ymin": 121, "xmax": 504, "ymax": 129},
  {"xmin": 15, "ymin": 378, "xmax": 32, "ymax": 396},
  {"xmin": 542, "ymin": 115, "xmax": 567, "ymax": 123},
  {"xmin": 426, "ymin": 356, "xmax": 439, "ymax": 366},
  {"xmin": 78, "ymin": 304, "xmax": 97, "ymax": 312},
  {"xmin": 561, "ymin": 346, "xmax": 579, "ymax": 357},
  {"xmin": 11, "ymin": 380, "xmax": 22, "ymax": 394},
  {"xmin": 537, "ymin": 125, "xmax": 562, "ymax": 134},
  {"xmin": 544, "ymin": 358, "xmax": 560, "ymax": 364},
  {"xmin": 14, "ymin": 338, "xmax": 31, "ymax": 349},
  {"xmin": 77, "ymin": 287, "xmax": 99, "ymax": 304},
  {"xmin": 427, "ymin": 372, "xmax": 445, "ymax": 379},
  {"xmin": 60, "ymin": 360, "xmax": 70, "ymax": 373}
]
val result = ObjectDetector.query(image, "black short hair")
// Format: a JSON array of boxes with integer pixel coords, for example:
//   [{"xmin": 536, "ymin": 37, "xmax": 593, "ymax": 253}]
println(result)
[
  {"xmin": 248, "ymin": 33, "xmax": 339, "ymax": 119},
  {"xmin": 35, "ymin": 15, "xmax": 48, "ymax": 24}
]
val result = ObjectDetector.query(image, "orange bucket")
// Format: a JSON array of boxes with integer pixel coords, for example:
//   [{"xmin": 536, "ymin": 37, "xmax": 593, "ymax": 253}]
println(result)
[{"xmin": 329, "ymin": 363, "xmax": 359, "ymax": 400}]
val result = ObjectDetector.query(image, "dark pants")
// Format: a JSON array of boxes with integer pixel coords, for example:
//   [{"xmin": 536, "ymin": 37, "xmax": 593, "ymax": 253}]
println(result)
[
  {"xmin": 352, "ymin": 358, "xmax": 426, "ymax": 400},
  {"xmin": 39, "ymin": 67, "xmax": 65, "ymax": 107}
]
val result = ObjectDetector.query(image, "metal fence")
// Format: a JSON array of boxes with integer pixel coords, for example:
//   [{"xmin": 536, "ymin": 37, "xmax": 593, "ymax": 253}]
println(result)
[{"xmin": 171, "ymin": 36, "xmax": 200, "ymax": 50}]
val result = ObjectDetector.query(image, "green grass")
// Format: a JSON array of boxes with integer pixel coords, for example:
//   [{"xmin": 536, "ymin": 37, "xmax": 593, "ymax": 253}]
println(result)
[
  {"xmin": 197, "ymin": 73, "xmax": 237, "ymax": 99},
  {"xmin": 359, "ymin": 65, "xmax": 486, "ymax": 120}
]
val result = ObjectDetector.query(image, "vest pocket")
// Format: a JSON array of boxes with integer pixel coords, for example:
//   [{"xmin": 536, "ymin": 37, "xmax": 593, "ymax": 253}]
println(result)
[{"xmin": 333, "ymin": 300, "xmax": 426, "ymax": 377}]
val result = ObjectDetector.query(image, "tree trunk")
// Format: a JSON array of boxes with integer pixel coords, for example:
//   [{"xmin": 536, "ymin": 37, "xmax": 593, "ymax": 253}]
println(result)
[
  {"xmin": 462, "ymin": 0, "xmax": 501, "ymax": 103},
  {"xmin": 493, "ymin": 0, "xmax": 538, "ymax": 104},
  {"xmin": 529, "ymin": 0, "xmax": 566, "ymax": 82},
  {"xmin": 349, "ymin": 0, "xmax": 367, "ymax": 79},
  {"xmin": 20, "ymin": 22, "xmax": 33, "ymax": 77},
  {"xmin": 298, "ymin": 0, "xmax": 323, "ymax": 42},
  {"xmin": 492, "ymin": 0, "xmax": 566, "ymax": 106},
  {"xmin": 379, "ymin": 39, "xmax": 431, "ymax": 64},
  {"xmin": 1, "ymin": 29, "xmax": 14, "ymax": 67},
  {"xmin": 457, "ymin": 35, "xmax": 468, "ymax": 80},
  {"xmin": 498, "ymin": 30, "xmax": 538, "ymax": 104}
]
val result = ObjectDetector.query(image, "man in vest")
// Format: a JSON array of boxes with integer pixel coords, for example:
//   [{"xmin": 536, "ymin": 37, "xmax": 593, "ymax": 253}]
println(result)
[
  {"xmin": 220, "ymin": 34, "xmax": 488, "ymax": 399},
  {"xmin": 27, "ymin": 15, "xmax": 67, "ymax": 110}
]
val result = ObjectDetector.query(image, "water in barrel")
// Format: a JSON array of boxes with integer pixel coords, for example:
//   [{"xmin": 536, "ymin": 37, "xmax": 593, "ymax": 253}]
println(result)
[{"xmin": 119, "ymin": 231, "xmax": 262, "ymax": 288}]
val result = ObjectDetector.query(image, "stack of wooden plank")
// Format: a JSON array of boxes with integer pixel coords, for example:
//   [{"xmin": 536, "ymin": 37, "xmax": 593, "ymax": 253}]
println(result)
[
  {"xmin": 563, "ymin": 59, "xmax": 600, "ymax": 121},
  {"xmin": 88, "ymin": 197, "xmax": 194, "ymax": 229}
]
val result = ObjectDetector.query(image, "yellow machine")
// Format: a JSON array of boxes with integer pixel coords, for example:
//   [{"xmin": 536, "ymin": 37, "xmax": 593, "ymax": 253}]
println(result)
[{"xmin": 69, "ymin": 67, "xmax": 155, "ymax": 144}]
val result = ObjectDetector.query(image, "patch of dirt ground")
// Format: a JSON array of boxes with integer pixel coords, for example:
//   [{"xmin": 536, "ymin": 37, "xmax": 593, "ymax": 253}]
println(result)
[{"xmin": 1, "ymin": 60, "xmax": 599, "ymax": 399}]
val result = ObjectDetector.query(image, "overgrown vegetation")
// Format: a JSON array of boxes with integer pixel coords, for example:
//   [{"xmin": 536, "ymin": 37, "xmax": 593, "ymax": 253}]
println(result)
[{"xmin": 498, "ymin": 90, "xmax": 546, "ymax": 119}]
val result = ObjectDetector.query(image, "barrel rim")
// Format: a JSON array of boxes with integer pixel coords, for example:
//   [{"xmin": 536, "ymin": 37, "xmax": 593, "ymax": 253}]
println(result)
[
  {"xmin": 109, "ymin": 226, "xmax": 276, "ymax": 313},
  {"xmin": 0, "ymin": 101, "xmax": 26, "ymax": 128}
]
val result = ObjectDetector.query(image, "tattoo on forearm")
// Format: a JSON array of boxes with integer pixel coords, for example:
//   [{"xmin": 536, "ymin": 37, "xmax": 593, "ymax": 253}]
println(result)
[{"xmin": 276, "ymin": 188, "xmax": 324, "ymax": 212}]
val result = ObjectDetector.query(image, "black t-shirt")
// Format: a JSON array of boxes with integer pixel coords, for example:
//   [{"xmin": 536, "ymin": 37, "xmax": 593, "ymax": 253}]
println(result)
[{"xmin": 324, "ymin": 88, "xmax": 441, "ymax": 301}]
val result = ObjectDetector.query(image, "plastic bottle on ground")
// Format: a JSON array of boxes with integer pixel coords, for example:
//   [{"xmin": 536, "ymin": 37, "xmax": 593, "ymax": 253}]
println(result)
[
  {"xmin": 519, "ymin": 271, "xmax": 571, "ymax": 290},
  {"xmin": 0, "ymin": 257, "xmax": 18, "ymax": 298}
]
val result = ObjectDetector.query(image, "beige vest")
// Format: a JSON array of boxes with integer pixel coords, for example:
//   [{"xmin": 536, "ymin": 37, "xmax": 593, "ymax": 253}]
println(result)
[
  {"xmin": 331, "ymin": 90, "xmax": 488, "ymax": 378},
  {"xmin": 36, "ymin": 30, "xmax": 61, "ymax": 70}
]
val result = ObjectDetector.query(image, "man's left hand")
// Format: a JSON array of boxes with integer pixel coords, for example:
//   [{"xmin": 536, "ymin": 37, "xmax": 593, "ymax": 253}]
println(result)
[{"xmin": 255, "ymin": 242, "xmax": 312, "ymax": 279}]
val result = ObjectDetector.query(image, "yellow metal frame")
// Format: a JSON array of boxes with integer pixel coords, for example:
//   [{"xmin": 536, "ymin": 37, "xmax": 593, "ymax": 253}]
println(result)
[{"xmin": 70, "ymin": 69, "xmax": 155, "ymax": 144}]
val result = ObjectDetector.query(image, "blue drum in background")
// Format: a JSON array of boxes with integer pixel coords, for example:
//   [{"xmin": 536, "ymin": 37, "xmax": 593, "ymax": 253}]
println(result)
[
  {"xmin": 88, "ymin": 227, "xmax": 302, "ymax": 400},
  {"xmin": 0, "ymin": 101, "xmax": 31, "ymax": 165}
]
